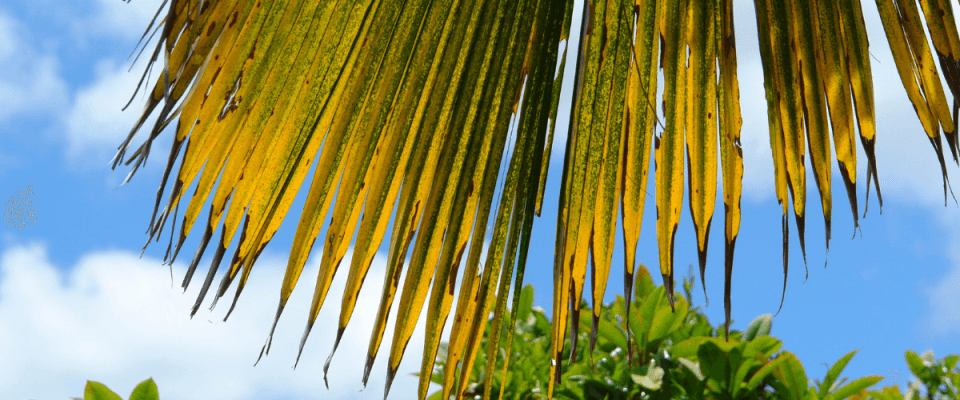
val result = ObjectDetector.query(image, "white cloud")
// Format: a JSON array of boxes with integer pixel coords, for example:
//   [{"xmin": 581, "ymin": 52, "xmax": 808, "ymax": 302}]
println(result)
[
  {"xmin": 917, "ymin": 213, "xmax": 960, "ymax": 339},
  {"xmin": 921, "ymin": 258, "xmax": 960, "ymax": 338},
  {"xmin": 88, "ymin": 0, "xmax": 167, "ymax": 40},
  {"xmin": 0, "ymin": 243, "xmax": 441, "ymax": 400},
  {"xmin": 64, "ymin": 59, "xmax": 154, "ymax": 163},
  {"xmin": 0, "ymin": 11, "xmax": 69, "ymax": 124},
  {"xmin": 0, "ymin": 3, "xmax": 162, "ymax": 168}
]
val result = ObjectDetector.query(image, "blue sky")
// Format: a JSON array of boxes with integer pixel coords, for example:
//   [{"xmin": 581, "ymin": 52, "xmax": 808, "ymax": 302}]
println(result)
[{"xmin": 1, "ymin": 1, "xmax": 958, "ymax": 399}]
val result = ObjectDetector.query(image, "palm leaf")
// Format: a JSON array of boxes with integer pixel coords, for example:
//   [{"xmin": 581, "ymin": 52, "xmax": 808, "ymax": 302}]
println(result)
[{"xmin": 117, "ymin": 0, "xmax": 960, "ymax": 398}]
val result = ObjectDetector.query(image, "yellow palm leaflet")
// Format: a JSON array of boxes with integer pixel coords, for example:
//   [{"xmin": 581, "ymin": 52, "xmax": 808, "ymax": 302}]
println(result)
[
  {"xmin": 549, "ymin": 0, "xmax": 611, "ymax": 395},
  {"xmin": 875, "ymin": 0, "xmax": 938, "ymax": 136},
  {"xmin": 142, "ymin": 0, "xmax": 278, "ymax": 259},
  {"xmin": 119, "ymin": 0, "xmax": 260, "ymax": 229},
  {"xmin": 464, "ymin": 16, "xmax": 564, "ymax": 400},
  {"xmin": 753, "ymin": 0, "xmax": 792, "ymax": 326},
  {"xmin": 535, "ymin": 0, "xmax": 575, "ymax": 217},
  {"xmin": 716, "ymin": 0, "xmax": 743, "ymax": 350},
  {"xmin": 477, "ymin": 3, "xmax": 569, "ymax": 399},
  {"xmin": 458, "ymin": 92, "xmax": 539, "ymax": 400},
  {"xmin": 358, "ymin": 0, "xmax": 490, "ymax": 383},
  {"xmin": 655, "ymin": 0, "xmax": 686, "ymax": 311},
  {"xmin": 772, "ymin": 0, "xmax": 809, "ymax": 272},
  {"xmin": 175, "ymin": 0, "xmax": 338, "ymax": 287},
  {"xmin": 586, "ymin": 0, "xmax": 629, "ymax": 357},
  {"xmin": 895, "ymin": 0, "xmax": 954, "ymax": 133},
  {"xmin": 535, "ymin": 2, "xmax": 575, "ymax": 218},
  {"xmin": 176, "ymin": 0, "xmax": 331, "ymax": 313},
  {"xmin": 414, "ymin": 1, "xmax": 540, "ymax": 397},
  {"xmin": 621, "ymin": 0, "xmax": 659, "ymax": 364},
  {"xmin": 117, "ymin": 0, "xmax": 210, "ymax": 163},
  {"xmin": 382, "ymin": 1, "xmax": 519, "ymax": 396},
  {"xmin": 684, "ymin": 0, "xmax": 717, "ymax": 309},
  {"xmin": 217, "ymin": 0, "xmax": 371, "ymax": 317},
  {"xmin": 816, "ymin": 0, "xmax": 860, "ymax": 232},
  {"xmin": 305, "ymin": 0, "xmax": 439, "ymax": 385},
  {"xmin": 837, "ymin": 0, "xmax": 881, "ymax": 213},
  {"xmin": 396, "ymin": 0, "xmax": 497, "ymax": 396},
  {"xmin": 223, "ymin": 0, "xmax": 366, "ymax": 329},
  {"xmin": 563, "ymin": 0, "xmax": 606, "ymax": 369},
  {"xmin": 468, "ymin": 51, "xmax": 561, "ymax": 396},
  {"xmin": 435, "ymin": 11, "xmax": 570, "ymax": 391},
  {"xmin": 917, "ymin": 0, "xmax": 960, "ymax": 160},
  {"xmin": 209, "ymin": 0, "xmax": 378, "ymax": 311},
  {"xmin": 163, "ymin": 0, "xmax": 279, "ymax": 186},
  {"xmin": 791, "ymin": 0, "xmax": 831, "ymax": 258},
  {"xmin": 548, "ymin": 0, "xmax": 591, "ymax": 394},
  {"xmin": 122, "ymin": 0, "xmax": 239, "ymax": 160},
  {"xmin": 270, "ymin": 21, "xmax": 380, "ymax": 366},
  {"xmin": 167, "ymin": 0, "xmax": 243, "ymax": 109},
  {"xmin": 447, "ymin": 3, "xmax": 557, "ymax": 398},
  {"xmin": 566, "ymin": 0, "xmax": 614, "ymax": 359},
  {"xmin": 360, "ymin": 88, "xmax": 436, "ymax": 387},
  {"xmin": 440, "ymin": 222, "xmax": 486, "ymax": 399},
  {"xmin": 268, "ymin": 0, "xmax": 445, "ymax": 388},
  {"xmin": 748, "ymin": 0, "xmax": 898, "ymax": 328},
  {"xmin": 478, "ymin": 110, "xmax": 541, "ymax": 400},
  {"xmin": 329, "ymin": 0, "xmax": 470, "ymax": 392},
  {"xmin": 877, "ymin": 0, "xmax": 954, "ymax": 204}
]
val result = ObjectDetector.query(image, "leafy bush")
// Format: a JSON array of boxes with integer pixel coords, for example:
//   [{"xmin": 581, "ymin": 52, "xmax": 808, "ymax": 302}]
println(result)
[
  {"xmin": 430, "ymin": 265, "xmax": 885, "ymax": 399},
  {"xmin": 72, "ymin": 378, "xmax": 158, "ymax": 400},
  {"xmin": 71, "ymin": 268, "xmax": 957, "ymax": 400},
  {"xmin": 859, "ymin": 351, "xmax": 960, "ymax": 400}
]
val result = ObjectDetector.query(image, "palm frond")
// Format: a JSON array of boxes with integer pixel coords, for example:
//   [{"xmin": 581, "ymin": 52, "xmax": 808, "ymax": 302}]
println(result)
[{"xmin": 117, "ymin": 0, "xmax": 960, "ymax": 399}]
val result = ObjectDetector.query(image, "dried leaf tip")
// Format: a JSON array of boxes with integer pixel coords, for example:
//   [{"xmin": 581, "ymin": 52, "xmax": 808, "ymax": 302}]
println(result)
[
  {"xmin": 294, "ymin": 320, "xmax": 315, "ymax": 371},
  {"xmin": 697, "ymin": 246, "xmax": 709, "ymax": 306},
  {"xmin": 258, "ymin": 302, "xmax": 286, "ymax": 364},
  {"xmin": 383, "ymin": 366, "xmax": 398, "ymax": 400},
  {"xmin": 795, "ymin": 212, "xmax": 808, "ymax": 282},
  {"xmin": 362, "ymin": 353, "xmax": 376, "ymax": 388},
  {"xmin": 323, "ymin": 328, "xmax": 346, "ymax": 390},
  {"xmin": 777, "ymin": 214, "xmax": 788, "ymax": 317}
]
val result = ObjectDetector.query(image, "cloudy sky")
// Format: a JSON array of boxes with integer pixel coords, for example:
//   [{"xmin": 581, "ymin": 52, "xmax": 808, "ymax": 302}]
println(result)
[{"xmin": 1, "ymin": 1, "xmax": 959, "ymax": 399}]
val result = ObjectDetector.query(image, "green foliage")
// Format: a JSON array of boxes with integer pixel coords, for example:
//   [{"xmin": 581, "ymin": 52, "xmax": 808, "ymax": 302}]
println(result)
[
  {"xmin": 73, "ymin": 378, "xmax": 158, "ymax": 400},
  {"xmin": 862, "ymin": 351, "xmax": 960, "ymax": 400},
  {"xmin": 431, "ymin": 266, "xmax": 888, "ymax": 400},
  {"xmin": 67, "ymin": 272, "xmax": 957, "ymax": 400},
  {"xmin": 69, "ymin": 273, "xmax": 955, "ymax": 400},
  {"xmin": 428, "ymin": 285, "xmax": 554, "ymax": 399}
]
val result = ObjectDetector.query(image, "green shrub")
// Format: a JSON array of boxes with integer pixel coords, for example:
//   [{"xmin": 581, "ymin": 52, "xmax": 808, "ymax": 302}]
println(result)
[
  {"xmin": 72, "ymin": 378, "xmax": 158, "ymax": 400},
  {"xmin": 429, "ymin": 266, "xmax": 885, "ymax": 399},
  {"xmin": 861, "ymin": 351, "xmax": 959, "ymax": 400},
  {"xmin": 72, "ymin": 268, "xmax": 957, "ymax": 400}
]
